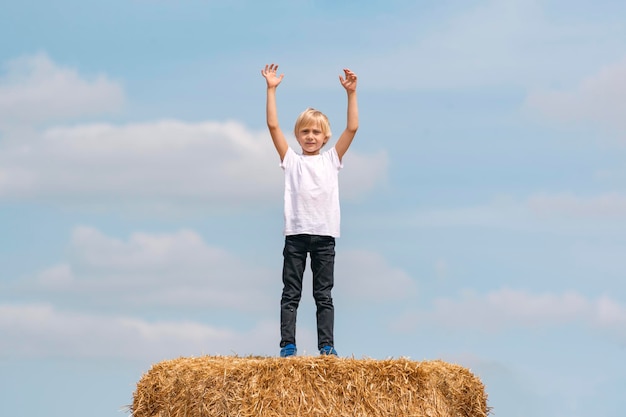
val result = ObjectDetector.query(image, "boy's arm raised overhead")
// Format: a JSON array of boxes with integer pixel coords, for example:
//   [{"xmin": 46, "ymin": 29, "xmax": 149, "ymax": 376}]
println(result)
[
  {"xmin": 335, "ymin": 68, "xmax": 359, "ymax": 162},
  {"xmin": 261, "ymin": 64, "xmax": 289, "ymax": 161}
]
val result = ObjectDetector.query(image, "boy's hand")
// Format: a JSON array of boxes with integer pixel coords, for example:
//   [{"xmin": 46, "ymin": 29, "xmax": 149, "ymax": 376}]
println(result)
[
  {"xmin": 339, "ymin": 68, "xmax": 357, "ymax": 93},
  {"xmin": 261, "ymin": 64, "xmax": 284, "ymax": 88}
]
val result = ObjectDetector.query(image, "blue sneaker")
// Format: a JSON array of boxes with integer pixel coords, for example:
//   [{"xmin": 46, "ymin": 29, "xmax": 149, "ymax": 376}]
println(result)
[
  {"xmin": 280, "ymin": 343, "xmax": 297, "ymax": 357},
  {"xmin": 319, "ymin": 345, "xmax": 338, "ymax": 356}
]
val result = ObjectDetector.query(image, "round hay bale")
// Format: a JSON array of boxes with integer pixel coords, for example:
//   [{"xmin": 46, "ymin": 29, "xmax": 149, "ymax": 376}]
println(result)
[{"xmin": 131, "ymin": 356, "xmax": 489, "ymax": 417}]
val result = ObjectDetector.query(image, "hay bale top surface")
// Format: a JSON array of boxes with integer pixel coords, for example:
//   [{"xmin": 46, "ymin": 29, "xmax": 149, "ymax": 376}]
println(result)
[{"xmin": 132, "ymin": 355, "xmax": 489, "ymax": 417}]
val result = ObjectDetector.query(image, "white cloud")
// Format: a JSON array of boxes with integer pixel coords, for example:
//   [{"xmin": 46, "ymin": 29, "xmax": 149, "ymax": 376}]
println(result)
[
  {"xmin": 0, "ymin": 53, "xmax": 124, "ymax": 128},
  {"xmin": 1, "ymin": 225, "xmax": 417, "ymax": 358},
  {"xmin": 345, "ymin": 0, "xmax": 626, "ymax": 90},
  {"xmin": 340, "ymin": 150, "xmax": 388, "ymax": 200},
  {"xmin": 528, "ymin": 192, "xmax": 626, "ymax": 218},
  {"xmin": 395, "ymin": 288, "xmax": 626, "ymax": 335},
  {"xmin": 434, "ymin": 258, "xmax": 450, "ymax": 281},
  {"xmin": 335, "ymin": 250, "xmax": 417, "ymax": 302},
  {"xmin": 399, "ymin": 192, "xmax": 626, "ymax": 234},
  {"xmin": 0, "ymin": 119, "xmax": 386, "ymax": 207},
  {"xmin": 525, "ymin": 58, "xmax": 626, "ymax": 135},
  {"xmin": 0, "ymin": 120, "xmax": 279, "ymax": 205},
  {"xmin": 0, "ymin": 54, "xmax": 386, "ymax": 207},
  {"xmin": 12, "ymin": 226, "xmax": 414, "ymax": 312},
  {"xmin": 25, "ymin": 226, "xmax": 278, "ymax": 312},
  {"xmin": 0, "ymin": 303, "xmax": 278, "ymax": 359}
]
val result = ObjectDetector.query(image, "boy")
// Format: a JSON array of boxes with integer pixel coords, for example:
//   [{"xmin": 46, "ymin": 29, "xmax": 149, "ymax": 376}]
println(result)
[{"xmin": 260, "ymin": 63, "xmax": 358, "ymax": 357}]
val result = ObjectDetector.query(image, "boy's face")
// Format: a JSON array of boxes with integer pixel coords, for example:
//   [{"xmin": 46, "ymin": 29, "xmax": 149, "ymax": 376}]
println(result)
[{"xmin": 296, "ymin": 123, "xmax": 328, "ymax": 155}]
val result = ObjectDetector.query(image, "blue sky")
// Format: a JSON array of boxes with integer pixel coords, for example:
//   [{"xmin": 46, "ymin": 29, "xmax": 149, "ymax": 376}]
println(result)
[{"xmin": 1, "ymin": 0, "xmax": 626, "ymax": 416}]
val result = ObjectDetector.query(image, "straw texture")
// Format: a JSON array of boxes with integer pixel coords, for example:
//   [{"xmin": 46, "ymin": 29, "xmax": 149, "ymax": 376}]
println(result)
[{"xmin": 131, "ymin": 355, "xmax": 489, "ymax": 417}]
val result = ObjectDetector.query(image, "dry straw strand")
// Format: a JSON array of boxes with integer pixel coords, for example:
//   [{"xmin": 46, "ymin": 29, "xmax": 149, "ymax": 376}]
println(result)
[{"xmin": 131, "ymin": 355, "xmax": 489, "ymax": 417}]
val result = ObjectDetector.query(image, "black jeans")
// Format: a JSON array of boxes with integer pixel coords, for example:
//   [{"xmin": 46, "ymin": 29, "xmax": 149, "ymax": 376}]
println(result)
[{"xmin": 280, "ymin": 234, "xmax": 335, "ymax": 350}]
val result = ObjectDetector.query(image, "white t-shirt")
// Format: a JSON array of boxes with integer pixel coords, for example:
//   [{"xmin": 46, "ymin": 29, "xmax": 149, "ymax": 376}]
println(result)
[{"xmin": 280, "ymin": 146, "xmax": 343, "ymax": 237}]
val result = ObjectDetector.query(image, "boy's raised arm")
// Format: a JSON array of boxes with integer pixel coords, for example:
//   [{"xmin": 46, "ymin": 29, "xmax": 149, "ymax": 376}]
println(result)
[
  {"xmin": 334, "ymin": 68, "xmax": 359, "ymax": 162},
  {"xmin": 261, "ymin": 64, "xmax": 288, "ymax": 161}
]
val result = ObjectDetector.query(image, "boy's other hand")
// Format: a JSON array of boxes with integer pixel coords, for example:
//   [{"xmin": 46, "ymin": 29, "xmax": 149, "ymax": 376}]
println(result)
[
  {"xmin": 262, "ymin": 64, "xmax": 284, "ymax": 88},
  {"xmin": 339, "ymin": 68, "xmax": 357, "ymax": 92}
]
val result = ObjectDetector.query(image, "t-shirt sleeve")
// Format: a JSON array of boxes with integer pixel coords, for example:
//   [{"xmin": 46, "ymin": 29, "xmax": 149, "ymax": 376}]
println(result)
[
  {"xmin": 280, "ymin": 147, "xmax": 296, "ymax": 170},
  {"xmin": 330, "ymin": 146, "xmax": 343, "ymax": 170}
]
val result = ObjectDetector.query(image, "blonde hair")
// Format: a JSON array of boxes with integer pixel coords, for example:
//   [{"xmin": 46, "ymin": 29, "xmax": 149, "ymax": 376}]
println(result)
[{"xmin": 294, "ymin": 108, "xmax": 332, "ymax": 139}]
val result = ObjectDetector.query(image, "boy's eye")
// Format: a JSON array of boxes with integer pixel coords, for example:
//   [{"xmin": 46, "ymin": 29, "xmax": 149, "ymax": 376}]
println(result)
[{"xmin": 301, "ymin": 128, "xmax": 322, "ymax": 135}]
